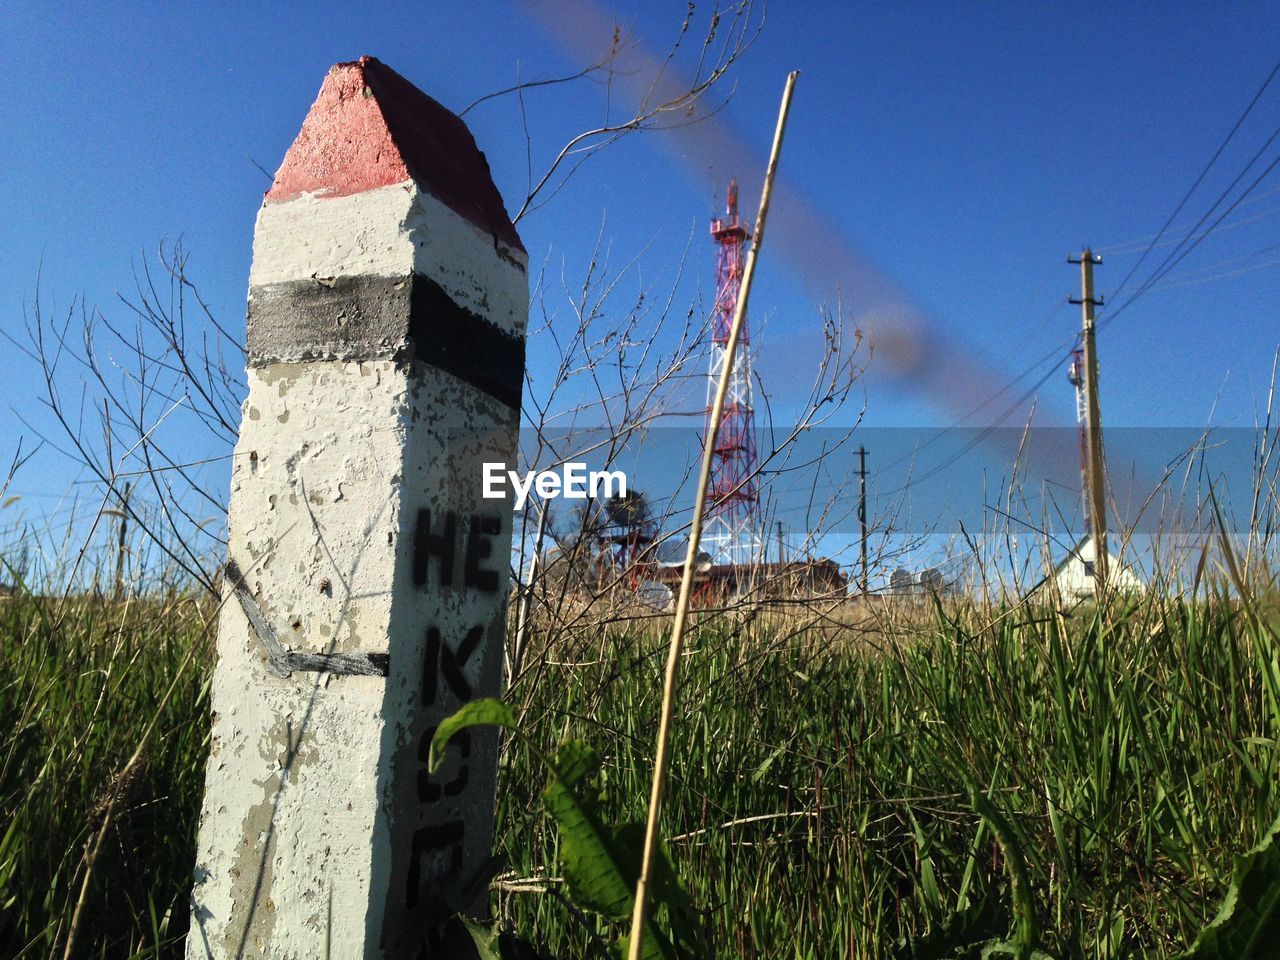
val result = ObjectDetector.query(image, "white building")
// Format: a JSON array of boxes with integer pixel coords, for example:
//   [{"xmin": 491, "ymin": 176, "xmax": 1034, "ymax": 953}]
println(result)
[{"xmin": 1028, "ymin": 534, "xmax": 1144, "ymax": 603}]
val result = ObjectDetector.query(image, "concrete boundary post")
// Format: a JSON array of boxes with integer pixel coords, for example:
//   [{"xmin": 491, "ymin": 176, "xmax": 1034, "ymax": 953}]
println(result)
[{"xmin": 188, "ymin": 56, "xmax": 526, "ymax": 959}]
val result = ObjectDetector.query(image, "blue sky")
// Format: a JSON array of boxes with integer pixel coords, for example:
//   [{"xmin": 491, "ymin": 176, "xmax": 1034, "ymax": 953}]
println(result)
[{"xmin": 2, "ymin": 1, "xmax": 1278, "ymax": 568}]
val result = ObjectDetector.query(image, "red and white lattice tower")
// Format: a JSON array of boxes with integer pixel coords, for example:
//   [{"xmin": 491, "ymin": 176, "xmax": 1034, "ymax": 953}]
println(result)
[
  {"xmin": 703, "ymin": 179, "xmax": 761, "ymax": 565},
  {"xmin": 1067, "ymin": 343, "xmax": 1091, "ymax": 532}
]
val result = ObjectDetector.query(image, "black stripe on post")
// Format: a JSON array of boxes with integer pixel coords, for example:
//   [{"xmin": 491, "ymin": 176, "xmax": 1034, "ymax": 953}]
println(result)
[{"xmin": 247, "ymin": 274, "xmax": 525, "ymax": 409}]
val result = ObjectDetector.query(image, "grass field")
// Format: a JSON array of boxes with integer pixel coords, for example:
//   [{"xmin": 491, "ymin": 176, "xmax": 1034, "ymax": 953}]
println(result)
[{"xmin": 2, "ymin": 570, "xmax": 1278, "ymax": 958}]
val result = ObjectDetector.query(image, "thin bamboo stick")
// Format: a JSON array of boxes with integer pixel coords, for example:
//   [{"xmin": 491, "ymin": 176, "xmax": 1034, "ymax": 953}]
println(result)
[{"xmin": 626, "ymin": 69, "xmax": 799, "ymax": 960}]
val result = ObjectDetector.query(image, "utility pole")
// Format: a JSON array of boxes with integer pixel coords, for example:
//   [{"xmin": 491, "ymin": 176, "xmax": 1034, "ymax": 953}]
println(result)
[
  {"xmin": 1068, "ymin": 249, "xmax": 1108, "ymax": 588},
  {"xmin": 857, "ymin": 446, "xmax": 869, "ymax": 594},
  {"xmin": 775, "ymin": 520, "xmax": 785, "ymax": 565}
]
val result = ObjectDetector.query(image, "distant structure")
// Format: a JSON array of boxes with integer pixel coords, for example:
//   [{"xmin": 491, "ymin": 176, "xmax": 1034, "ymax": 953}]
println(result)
[
  {"xmin": 702, "ymin": 179, "xmax": 762, "ymax": 565},
  {"xmin": 591, "ymin": 491, "xmax": 659, "ymax": 587},
  {"xmin": 918, "ymin": 567, "xmax": 946, "ymax": 595},
  {"xmin": 555, "ymin": 181, "xmax": 848, "ymax": 607},
  {"xmin": 1029, "ymin": 534, "xmax": 1143, "ymax": 603},
  {"xmin": 890, "ymin": 568, "xmax": 914, "ymax": 595},
  {"xmin": 650, "ymin": 555, "xmax": 847, "ymax": 604},
  {"xmin": 884, "ymin": 565, "xmax": 955, "ymax": 598},
  {"xmin": 1038, "ymin": 340, "xmax": 1141, "ymax": 601}
]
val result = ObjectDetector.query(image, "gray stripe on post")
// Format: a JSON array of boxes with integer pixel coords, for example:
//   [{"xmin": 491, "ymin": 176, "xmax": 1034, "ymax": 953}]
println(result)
[{"xmin": 248, "ymin": 274, "xmax": 526, "ymax": 409}]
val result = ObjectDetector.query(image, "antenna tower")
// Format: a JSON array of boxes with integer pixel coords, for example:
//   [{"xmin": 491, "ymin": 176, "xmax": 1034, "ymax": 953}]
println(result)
[
  {"xmin": 703, "ymin": 179, "xmax": 761, "ymax": 565},
  {"xmin": 1067, "ymin": 343, "xmax": 1090, "ymax": 532}
]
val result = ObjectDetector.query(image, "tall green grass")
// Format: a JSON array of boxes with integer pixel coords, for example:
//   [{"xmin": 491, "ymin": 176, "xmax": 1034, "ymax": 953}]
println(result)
[
  {"xmin": 1, "ymin": 581, "xmax": 1277, "ymax": 957},
  {"xmin": 496, "ymin": 591, "xmax": 1280, "ymax": 958},
  {"xmin": 0, "ymin": 591, "xmax": 212, "ymax": 958}
]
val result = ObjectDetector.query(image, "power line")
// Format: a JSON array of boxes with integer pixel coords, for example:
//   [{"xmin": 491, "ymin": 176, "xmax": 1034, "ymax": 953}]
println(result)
[
  {"xmin": 878, "ymin": 359, "xmax": 1063, "ymax": 499},
  {"xmin": 1154, "ymin": 251, "xmax": 1280, "ymax": 290},
  {"xmin": 780, "ymin": 345, "xmax": 1068, "ymax": 507},
  {"xmin": 750, "ymin": 60, "xmax": 1280, "ymax": 523},
  {"xmin": 1097, "ymin": 189, "xmax": 1280, "ymax": 255},
  {"xmin": 1102, "ymin": 135, "xmax": 1280, "ymax": 332},
  {"xmin": 751, "ymin": 298, "xmax": 1074, "ymax": 488},
  {"xmin": 879, "ymin": 92, "xmax": 1280, "ymax": 506},
  {"xmin": 1135, "ymin": 149, "xmax": 1280, "ymax": 292},
  {"xmin": 1107, "ymin": 57, "xmax": 1280, "ymax": 304},
  {"xmin": 879, "ymin": 327, "xmax": 1078, "ymax": 476}
]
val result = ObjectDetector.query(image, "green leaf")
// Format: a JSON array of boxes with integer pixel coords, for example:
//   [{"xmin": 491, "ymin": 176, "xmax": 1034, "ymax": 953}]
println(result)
[
  {"xmin": 614, "ymin": 931, "xmax": 686, "ymax": 960},
  {"xmin": 969, "ymin": 788, "xmax": 1039, "ymax": 960},
  {"xmin": 751, "ymin": 743, "xmax": 787, "ymax": 783},
  {"xmin": 542, "ymin": 742, "xmax": 699, "ymax": 958},
  {"xmin": 432, "ymin": 716, "xmax": 702, "ymax": 957},
  {"xmin": 608, "ymin": 823, "xmax": 700, "ymax": 954},
  {"xmin": 1181, "ymin": 814, "xmax": 1280, "ymax": 959},
  {"xmin": 458, "ymin": 917, "xmax": 553, "ymax": 960},
  {"xmin": 459, "ymin": 916, "xmax": 502, "ymax": 960},
  {"xmin": 543, "ymin": 741, "xmax": 635, "ymax": 921},
  {"xmin": 429, "ymin": 698, "xmax": 517, "ymax": 773}
]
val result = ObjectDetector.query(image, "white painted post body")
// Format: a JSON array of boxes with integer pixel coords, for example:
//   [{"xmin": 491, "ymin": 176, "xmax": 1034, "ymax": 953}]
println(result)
[{"xmin": 187, "ymin": 57, "xmax": 526, "ymax": 959}]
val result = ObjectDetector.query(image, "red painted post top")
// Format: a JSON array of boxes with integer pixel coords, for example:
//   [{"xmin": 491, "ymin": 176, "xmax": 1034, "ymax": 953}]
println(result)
[{"xmin": 267, "ymin": 56, "xmax": 523, "ymax": 252}]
